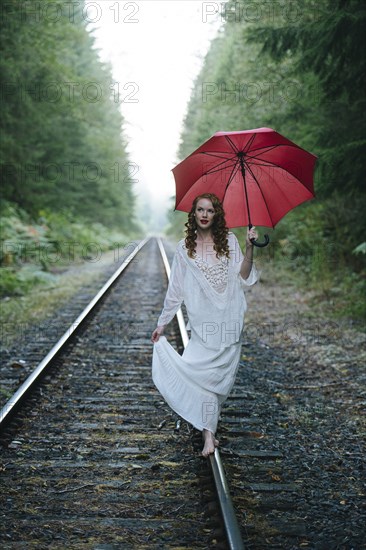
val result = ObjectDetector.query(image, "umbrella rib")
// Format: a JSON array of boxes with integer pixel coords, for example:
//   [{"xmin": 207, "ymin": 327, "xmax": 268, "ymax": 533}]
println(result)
[
  {"xmin": 200, "ymin": 154, "xmax": 238, "ymax": 175},
  {"xmin": 224, "ymin": 135, "xmax": 240, "ymax": 153},
  {"xmin": 247, "ymin": 156, "xmax": 289, "ymax": 171},
  {"xmin": 200, "ymin": 152, "xmax": 235, "ymax": 160},
  {"xmin": 246, "ymin": 142, "xmax": 308, "ymax": 160},
  {"xmin": 200, "ymin": 150, "xmax": 236, "ymax": 154},
  {"xmin": 248, "ymin": 160, "xmax": 301, "ymax": 219},
  {"xmin": 250, "ymin": 141, "xmax": 316, "ymax": 156},
  {"xmin": 243, "ymin": 133, "xmax": 257, "ymax": 153},
  {"xmin": 245, "ymin": 154, "xmax": 314, "ymax": 190},
  {"xmin": 205, "ymin": 164, "xmax": 236, "ymax": 176},
  {"xmin": 245, "ymin": 159, "xmax": 288, "ymax": 171},
  {"xmin": 245, "ymin": 144, "xmax": 283, "ymax": 160},
  {"xmin": 244, "ymin": 161, "xmax": 274, "ymax": 227},
  {"xmin": 223, "ymin": 159, "xmax": 240, "ymax": 195},
  {"xmin": 245, "ymin": 161, "xmax": 279, "ymax": 168}
]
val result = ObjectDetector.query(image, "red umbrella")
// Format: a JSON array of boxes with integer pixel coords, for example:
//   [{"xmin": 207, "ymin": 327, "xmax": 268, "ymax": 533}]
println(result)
[{"xmin": 172, "ymin": 127, "xmax": 317, "ymax": 246}]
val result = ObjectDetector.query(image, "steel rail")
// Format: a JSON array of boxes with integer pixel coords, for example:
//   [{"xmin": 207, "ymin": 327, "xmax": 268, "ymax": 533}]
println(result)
[
  {"xmin": 156, "ymin": 237, "xmax": 244, "ymax": 550},
  {"xmin": 0, "ymin": 237, "xmax": 151, "ymax": 431},
  {"xmin": 156, "ymin": 237, "xmax": 189, "ymax": 348},
  {"xmin": 209, "ymin": 451, "xmax": 245, "ymax": 549}
]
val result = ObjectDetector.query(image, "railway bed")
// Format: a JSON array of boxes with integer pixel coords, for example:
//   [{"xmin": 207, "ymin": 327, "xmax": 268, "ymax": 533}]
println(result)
[
  {"xmin": 1, "ymin": 237, "xmax": 365, "ymax": 549},
  {"xmin": 1, "ymin": 238, "xmax": 222, "ymax": 548}
]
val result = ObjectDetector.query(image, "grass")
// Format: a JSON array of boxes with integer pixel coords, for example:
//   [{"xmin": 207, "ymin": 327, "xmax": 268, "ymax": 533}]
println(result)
[
  {"xmin": 255, "ymin": 252, "xmax": 365, "ymax": 328},
  {"xmin": 0, "ymin": 248, "xmax": 126, "ymax": 348}
]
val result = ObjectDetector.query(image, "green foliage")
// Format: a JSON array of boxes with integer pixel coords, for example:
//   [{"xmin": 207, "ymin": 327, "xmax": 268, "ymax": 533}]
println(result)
[
  {"xmin": 0, "ymin": 265, "xmax": 57, "ymax": 297},
  {"xmin": 353, "ymin": 243, "xmax": 366, "ymax": 256},
  {"xmin": 166, "ymin": 200, "xmax": 188, "ymax": 239},
  {"xmin": 171, "ymin": 0, "xmax": 365, "ymax": 321},
  {"xmin": 38, "ymin": 209, "xmax": 129, "ymax": 255},
  {"xmin": 0, "ymin": 201, "xmax": 49, "ymax": 267},
  {"xmin": 0, "ymin": 0, "xmax": 136, "ymax": 230},
  {"xmin": 0, "ymin": 201, "xmax": 129, "ymax": 297},
  {"xmin": 245, "ymin": 0, "xmax": 366, "ymax": 197}
]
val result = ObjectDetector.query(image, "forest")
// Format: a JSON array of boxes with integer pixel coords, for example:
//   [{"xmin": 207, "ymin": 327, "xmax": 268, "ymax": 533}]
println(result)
[
  {"xmin": 0, "ymin": 0, "xmax": 365, "ymax": 321},
  {"xmin": 0, "ymin": 0, "xmax": 137, "ymax": 295},
  {"xmin": 168, "ymin": 0, "xmax": 365, "ymax": 321}
]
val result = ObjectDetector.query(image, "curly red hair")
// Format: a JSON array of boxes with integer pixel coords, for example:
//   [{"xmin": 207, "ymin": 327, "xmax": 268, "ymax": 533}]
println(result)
[{"xmin": 184, "ymin": 193, "xmax": 230, "ymax": 259}]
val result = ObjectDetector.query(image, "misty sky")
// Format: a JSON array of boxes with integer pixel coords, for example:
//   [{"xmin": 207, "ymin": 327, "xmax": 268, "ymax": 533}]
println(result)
[{"xmin": 92, "ymin": 0, "xmax": 225, "ymax": 231}]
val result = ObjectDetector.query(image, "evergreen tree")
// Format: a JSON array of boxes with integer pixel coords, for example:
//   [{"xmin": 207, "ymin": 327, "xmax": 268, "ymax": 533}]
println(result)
[
  {"xmin": 0, "ymin": 0, "xmax": 136, "ymax": 230},
  {"xmin": 171, "ymin": 0, "xmax": 365, "ymax": 287}
]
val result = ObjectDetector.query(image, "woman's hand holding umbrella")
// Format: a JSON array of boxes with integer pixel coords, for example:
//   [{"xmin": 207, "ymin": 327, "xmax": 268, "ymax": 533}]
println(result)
[
  {"xmin": 246, "ymin": 226, "xmax": 258, "ymax": 247},
  {"xmin": 248, "ymin": 224, "xmax": 270, "ymax": 247}
]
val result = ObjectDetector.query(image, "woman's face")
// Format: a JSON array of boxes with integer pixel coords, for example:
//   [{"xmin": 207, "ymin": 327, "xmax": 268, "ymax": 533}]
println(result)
[{"xmin": 194, "ymin": 198, "xmax": 215, "ymax": 230}]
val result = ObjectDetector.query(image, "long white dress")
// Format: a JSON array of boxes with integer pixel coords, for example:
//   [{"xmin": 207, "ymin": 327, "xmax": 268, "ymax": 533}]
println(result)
[{"xmin": 152, "ymin": 232, "xmax": 259, "ymax": 434}]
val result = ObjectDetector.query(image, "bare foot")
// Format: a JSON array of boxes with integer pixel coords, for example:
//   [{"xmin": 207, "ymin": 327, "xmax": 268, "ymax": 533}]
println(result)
[{"xmin": 202, "ymin": 429, "xmax": 219, "ymax": 457}]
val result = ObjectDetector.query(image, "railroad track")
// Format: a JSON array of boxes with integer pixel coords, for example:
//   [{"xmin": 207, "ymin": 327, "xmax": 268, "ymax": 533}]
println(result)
[
  {"xmin": 0, "ymin": 236, "xmax": 244, "ymax": 549},
  {"xmin": 3, "ymin": 237, "xmax": 362, "ymax": 548}
]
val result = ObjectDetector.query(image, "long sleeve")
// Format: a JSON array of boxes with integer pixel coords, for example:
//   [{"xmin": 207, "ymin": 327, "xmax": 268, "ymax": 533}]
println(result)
[
  {"xmin": 240, "ymin": 261, "xmax": 259, "ymax": 287},
  {"xmin": 157, "ymin": 246, "xmax": 186, "ymax": 327},
  {"xmin": 229, "ymin": 232, "xmax": 260, "ymax": 287}
]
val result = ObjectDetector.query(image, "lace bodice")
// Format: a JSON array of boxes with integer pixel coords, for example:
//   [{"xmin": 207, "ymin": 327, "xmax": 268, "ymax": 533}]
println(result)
[
  {"xmin": 194, "ymin": 254, "xmax": 228, "ymax": 293},
  {"xmin": 156, "ymin": 232, "xmax": 259, "ymax": 328}
]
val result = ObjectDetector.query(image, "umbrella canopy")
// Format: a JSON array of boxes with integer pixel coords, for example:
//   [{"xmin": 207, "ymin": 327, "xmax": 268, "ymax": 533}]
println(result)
[{"xmin": 173, "ymin": 127, "xmax": 317, "ymax": 231}]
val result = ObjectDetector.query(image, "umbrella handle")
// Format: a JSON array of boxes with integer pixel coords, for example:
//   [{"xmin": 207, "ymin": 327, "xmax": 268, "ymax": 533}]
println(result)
[{"xmin": 250, "ymin": 234, "xmax": 270, "ymax": 248}]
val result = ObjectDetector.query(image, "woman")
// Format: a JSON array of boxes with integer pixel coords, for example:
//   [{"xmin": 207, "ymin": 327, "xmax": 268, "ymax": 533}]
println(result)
[{"xmin": 151, "ymin": 193, "xmax": 259, "ymax": 457}]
